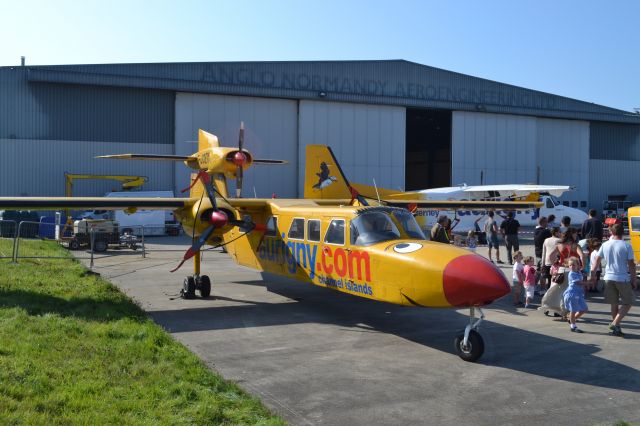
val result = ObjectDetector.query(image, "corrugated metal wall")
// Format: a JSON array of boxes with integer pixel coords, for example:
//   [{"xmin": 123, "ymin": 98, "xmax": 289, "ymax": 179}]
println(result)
[
  {"xmin": 175, "ymin": 93, "xmax": 298, "ymax": 197},
  {"xmin": 589, "ymin": 160, "xmax": 640, "ymax": 208},
  {"xmin": 0, "ymin": 67, "xmax": 174, "ymax": 143},
  {"xmin": 452, "ymin": 111, "xmax": 590, "ymax": 204},
  {"xmin": 536, "ymin": 118, "xmax": 590, "ymax": 205},
  {"xmin": 590, "ymin": 122, "xmax": 640, "ymax": 161},
  {"xmin": 298, "ymin": 100, "xmax": 405, "ymax": 195},
  {"xmin": 22, "ymin": 61, "xmax": 640, "ymax": 124},
  {"xmin": 0, "ymin": 139, "xmax": 174, "ymax": 196},
  {"xmin": 452, "ymin": 112, "xmax": 538, "ymax": 184}
]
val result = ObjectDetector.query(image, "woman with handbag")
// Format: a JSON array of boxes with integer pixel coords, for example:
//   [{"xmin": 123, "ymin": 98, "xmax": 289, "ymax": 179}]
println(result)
[{"xmin": 540, "ymin": 228, "xmax": 584, "ymax": 318}]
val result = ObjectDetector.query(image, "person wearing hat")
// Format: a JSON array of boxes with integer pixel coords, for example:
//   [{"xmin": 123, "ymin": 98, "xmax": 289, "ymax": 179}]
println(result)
[{"xmin": 430, "ymin": 215, "xmax": 451, "ymax": 244}]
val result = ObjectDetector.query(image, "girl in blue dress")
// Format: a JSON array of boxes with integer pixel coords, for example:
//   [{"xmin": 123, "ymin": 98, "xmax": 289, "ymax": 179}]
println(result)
[{"xmin": 563, "ymin": 257, "xmax": 589, "ymax": 333}]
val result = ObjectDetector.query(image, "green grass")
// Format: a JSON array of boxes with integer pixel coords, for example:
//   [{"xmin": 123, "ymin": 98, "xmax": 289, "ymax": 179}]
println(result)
[{"xmin": 0, "ymin": 239, "xmax": 285, "ymax": 425}]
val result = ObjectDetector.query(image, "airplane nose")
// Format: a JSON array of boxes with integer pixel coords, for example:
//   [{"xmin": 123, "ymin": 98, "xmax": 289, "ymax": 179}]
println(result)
[{"xmin": 442, "ymin": 255, "xmax": 510, "ymax": 307}]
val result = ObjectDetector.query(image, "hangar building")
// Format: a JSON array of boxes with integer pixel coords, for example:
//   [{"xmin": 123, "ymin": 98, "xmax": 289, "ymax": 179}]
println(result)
[{"xmin": 1, "ymin": 60, "xmax": 640, "ymax": 209}]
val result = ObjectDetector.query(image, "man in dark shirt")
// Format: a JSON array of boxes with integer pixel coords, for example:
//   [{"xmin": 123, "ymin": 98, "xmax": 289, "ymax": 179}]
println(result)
[
  {"xmin": 500, "ymin": 211, "xmax": 521, "ymax": 264},
  {"xmin": 581, "ymin": 208, "xmax": 603, "ymax": 241},
  {"xmin": 534, "ymin": 216, "xmax": 551, "ymax": 260}
]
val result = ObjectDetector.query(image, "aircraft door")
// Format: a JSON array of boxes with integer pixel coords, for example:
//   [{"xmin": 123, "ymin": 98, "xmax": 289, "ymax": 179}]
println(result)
[{"xmin": 260, "ymin": 216, "xmax": 287, "ymax": 274}]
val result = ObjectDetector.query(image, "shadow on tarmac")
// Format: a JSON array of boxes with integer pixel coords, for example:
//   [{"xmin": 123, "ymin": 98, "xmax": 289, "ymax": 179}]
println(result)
[{"xmin": 148, "ymin": 273, "xmax": 640, "ymax": 393}]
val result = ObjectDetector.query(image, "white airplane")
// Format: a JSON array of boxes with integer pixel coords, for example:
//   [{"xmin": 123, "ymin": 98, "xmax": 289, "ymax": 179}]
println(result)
[{"xmin": 410, "ymin": 184, "xmax": 588, "ymax": 234}]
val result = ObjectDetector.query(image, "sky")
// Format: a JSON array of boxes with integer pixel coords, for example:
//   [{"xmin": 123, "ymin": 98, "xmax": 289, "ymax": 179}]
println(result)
[{"xmin": 1, "ymin": 0, "xmax": 639, "ymax": 111}]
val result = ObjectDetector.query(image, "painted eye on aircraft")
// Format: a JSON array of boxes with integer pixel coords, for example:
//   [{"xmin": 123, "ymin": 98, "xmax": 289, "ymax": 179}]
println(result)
[{"xmin": 393, "ymin": 243, "xmax": 423, "ymax": 254}]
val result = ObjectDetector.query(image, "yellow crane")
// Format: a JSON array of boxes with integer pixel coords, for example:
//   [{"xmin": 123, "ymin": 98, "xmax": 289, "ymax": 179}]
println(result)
[{"xmin": 63, "ymin": 173, "xmax": 148, "ymax": 223}]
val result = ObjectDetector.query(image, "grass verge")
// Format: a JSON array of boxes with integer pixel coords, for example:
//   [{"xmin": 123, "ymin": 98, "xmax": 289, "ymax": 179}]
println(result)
[{"xmin": 0, "ymin": 239, "xmax": 284, "ymax": 425}]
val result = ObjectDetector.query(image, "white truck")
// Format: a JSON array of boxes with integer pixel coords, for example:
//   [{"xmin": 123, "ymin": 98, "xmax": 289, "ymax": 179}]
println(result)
[{"xmin": 81, "ymin": 191, "xmax": 178, "ymax": 236}]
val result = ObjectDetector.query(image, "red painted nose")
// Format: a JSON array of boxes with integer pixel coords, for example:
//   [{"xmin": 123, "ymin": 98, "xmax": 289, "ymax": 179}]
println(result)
[{"xmin": 442, "ymin": 255, "xmax": 510, "ymax": 307}]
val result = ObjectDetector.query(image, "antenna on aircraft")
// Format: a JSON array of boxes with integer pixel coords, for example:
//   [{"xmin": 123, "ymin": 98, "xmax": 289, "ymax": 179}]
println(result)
[{"xmin": 373, "ymin": 178, "xmax": 381, "ymax": 204}]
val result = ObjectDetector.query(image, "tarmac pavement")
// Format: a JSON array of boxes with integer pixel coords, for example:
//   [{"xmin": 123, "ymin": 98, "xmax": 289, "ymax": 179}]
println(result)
[{"xmin": 75, "ymin": 236, "xmax": 640, "ymax": 425}]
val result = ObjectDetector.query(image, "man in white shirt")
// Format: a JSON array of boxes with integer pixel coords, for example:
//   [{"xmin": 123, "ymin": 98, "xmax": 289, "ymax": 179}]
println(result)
[
  {"xmin": 541, "ymin": 227, "xmax": 561, "ymax": 291},
  {"xmin": 594, "ymin": 223, "xmax": 637, "ymax": 337}
]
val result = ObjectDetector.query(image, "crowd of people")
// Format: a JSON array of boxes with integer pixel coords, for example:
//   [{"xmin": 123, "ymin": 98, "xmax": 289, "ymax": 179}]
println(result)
[{"xmin": 429, "ymin": 209, "xmax": 637, "ymax": 336}]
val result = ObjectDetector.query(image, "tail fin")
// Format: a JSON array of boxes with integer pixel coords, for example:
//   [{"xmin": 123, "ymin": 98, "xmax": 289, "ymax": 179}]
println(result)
[
  {"xmin": 303, "ymin": 145, "xmax": 401, "ymax": 201},
  {"xmin": 197, "ymin": 129, "xmax": 228, "ymax": 197},
  {"xmin": 198, "ymin": 129, "xmax": 220, "ymax": 150},
  {"xmin": 304, "ymin": 145, "xmax": 353, "ymax": 199}
]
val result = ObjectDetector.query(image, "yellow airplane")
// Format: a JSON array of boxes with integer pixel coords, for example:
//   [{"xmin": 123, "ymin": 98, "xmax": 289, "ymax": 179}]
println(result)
[
  {"xmin": 0, "ymin": 125, "xmax": 541, "ymax": 362},
  {"xmin": 629, "ymin": 206, "xmax": 640, "ymax": 262}
]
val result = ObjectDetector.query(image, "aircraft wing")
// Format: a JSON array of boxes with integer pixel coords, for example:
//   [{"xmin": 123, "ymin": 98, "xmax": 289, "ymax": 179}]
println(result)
[
  {"xmin": 311, "ymin": 198, "xmax": 542, "ymax": 210},
  {"xmin": 421, "ymin": 184, "xmax": 572, "ymax": 198},
  {"xmin": 0, "ymin": 197, "xmax": 193, "ymax": 210},
  {"xmin": 384, "ymin": 199, "xmax": 543, "ymax": 210}
]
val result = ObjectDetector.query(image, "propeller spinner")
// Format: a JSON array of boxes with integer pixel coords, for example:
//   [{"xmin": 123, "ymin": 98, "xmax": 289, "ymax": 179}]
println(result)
[{"xmin": 171, "ymin": 169, "xmax": 263, "ymax": 273}]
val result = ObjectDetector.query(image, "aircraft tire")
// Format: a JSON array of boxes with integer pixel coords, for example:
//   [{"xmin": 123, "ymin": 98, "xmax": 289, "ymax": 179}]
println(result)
[
  {"xmin": 198, "ymin": 275, "xmax": 211, "ymax": 298},
  {"xmin": 454, "ymin": 330, "xmax": 484, "ymax": 362},
  {"xmin": 183, "ymin": 276, "xmax": 196, "ymax": 299}
]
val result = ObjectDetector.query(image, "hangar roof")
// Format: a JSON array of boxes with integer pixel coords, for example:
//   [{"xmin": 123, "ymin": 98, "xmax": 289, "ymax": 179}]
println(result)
[{"xmin": 4, "ymin": 60, "xmax": 640, "ymax": 124}]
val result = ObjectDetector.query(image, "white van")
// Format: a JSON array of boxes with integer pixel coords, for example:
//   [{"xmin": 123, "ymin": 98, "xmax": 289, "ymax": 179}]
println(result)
[{"xmin": 81, "ymin": 190, "xmax": 177, "ymax": 236}]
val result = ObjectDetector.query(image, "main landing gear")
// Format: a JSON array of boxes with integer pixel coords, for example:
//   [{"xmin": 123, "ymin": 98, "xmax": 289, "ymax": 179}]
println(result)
[
  {"xmin": 181, "ymin": 251, "xmax": 211, "ymax": 299},
  {"xmin": 182, "ymin": 275, "xmax": 211, "ymax": 299},
  {"xmin": 454, "ymin": 307, "xmax": 485, "ymax": 362}
]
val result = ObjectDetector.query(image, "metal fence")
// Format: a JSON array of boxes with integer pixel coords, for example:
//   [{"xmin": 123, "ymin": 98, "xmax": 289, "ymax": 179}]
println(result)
[{"xmin": 1, "ymin": 220, "xmax": 185, "ymax": 268}]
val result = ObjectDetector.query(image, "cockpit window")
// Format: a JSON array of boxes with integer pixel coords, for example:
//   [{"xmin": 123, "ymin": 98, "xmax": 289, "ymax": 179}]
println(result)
[
  {"xmin": 350, "ymin": 212, "xmax": 401, "ymax": 246},
  {"xmin": 545, "ymin": 198, "xmax": 554, "ymax": 209},
  {"xmin": 392, "ymin": 210, "xmax": 426, "ymax": 240},
  {"xmin": 549, "ymin": 196, "xmax": 561, "ymax": 207}
]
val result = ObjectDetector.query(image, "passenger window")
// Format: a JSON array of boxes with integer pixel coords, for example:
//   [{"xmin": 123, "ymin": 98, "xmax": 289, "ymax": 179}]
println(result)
[
  {"xmin": 545, "ymin": 198, "xmax": 554, "ymax": 209},
  {"xmin": 307, "ymin": 219, "xmax": 321, "ymax": 242},
  {"xmin": 630, "ymin": 217, "xmax": 640, "ymax": 232},
  {"xmin": 265, "ymin": 216, "xmax": 278, "ymax": 237},
  {"xmin": 288, "ymin": 218, "xmax": 305, "ymax": 240},
  {"xmin": 324, "ymin": 219, "xmax": 345, "ymax": 245}
]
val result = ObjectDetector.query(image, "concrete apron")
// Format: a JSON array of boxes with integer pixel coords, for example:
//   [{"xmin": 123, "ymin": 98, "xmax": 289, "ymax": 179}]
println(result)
[{"xmin": 74, "ymin": 236, "xmax": 640, "ymax": 426}]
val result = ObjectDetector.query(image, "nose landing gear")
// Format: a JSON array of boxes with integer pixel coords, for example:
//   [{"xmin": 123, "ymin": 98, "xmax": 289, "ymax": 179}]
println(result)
[{"xmin": 454, "ymin": 307, "xmax": 485, "ymax": 362}]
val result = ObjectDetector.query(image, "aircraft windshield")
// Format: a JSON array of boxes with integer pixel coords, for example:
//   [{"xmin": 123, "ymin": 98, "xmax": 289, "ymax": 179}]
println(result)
[
  {"xmin": 392, "ymin": 210, "xmax": 426, "ymax": 240},
  {"xmin": 350, "ymin": 212, "xmax": 401, "ymax": 246},
  {"xmin": 549, "ymin": 196, "xmax": 561, "ymax": 207}
]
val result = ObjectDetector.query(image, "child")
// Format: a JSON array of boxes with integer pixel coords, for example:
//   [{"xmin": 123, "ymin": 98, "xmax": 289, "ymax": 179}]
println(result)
[
  {"xmin": 511, "ymin": 251, "xmax": 524, "ymax": 306},
  {"xmin": 563, "ymin": 257, "xmax": 589, "ymax": 333},
  {"xmin": 523, "ymin": 256, "xmax": 537, "ymax": 308},
  {"xmin": 467, "ymin": 230, "xmax": 477, "ymax": 252},
  {"xmin": 588, "ymin": 239, "xmax": 602, "ymax": 292}
]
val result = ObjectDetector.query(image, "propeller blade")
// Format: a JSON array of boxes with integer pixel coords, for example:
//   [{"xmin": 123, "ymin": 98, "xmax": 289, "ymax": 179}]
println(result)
[
  {"xmin": 253, "ymin": 159, "xmax": 288, "ymax": 164},
  {"xmin": 170, "ymin": 224, "xmax": 216, "ymax": 272},
  {"xmin": 236, "ymin": 165, "xmax": 243, "ymax": 198},
  {"xmin": 236, "ymin": 122, "xmax": 245, "ymax": 198}
]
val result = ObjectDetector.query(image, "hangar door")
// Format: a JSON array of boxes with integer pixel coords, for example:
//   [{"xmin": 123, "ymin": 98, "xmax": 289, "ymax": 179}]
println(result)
[
  {"xmin": 451, "ymin": 111, "xmax": 589, "ymax": 204},
  {"xmin": 298, "ymin": 100, "xmax": 406, "ymax": 196},
  {"xmin": 175, "ymin": 93, "xmax": 298, "ymax": 198}
]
